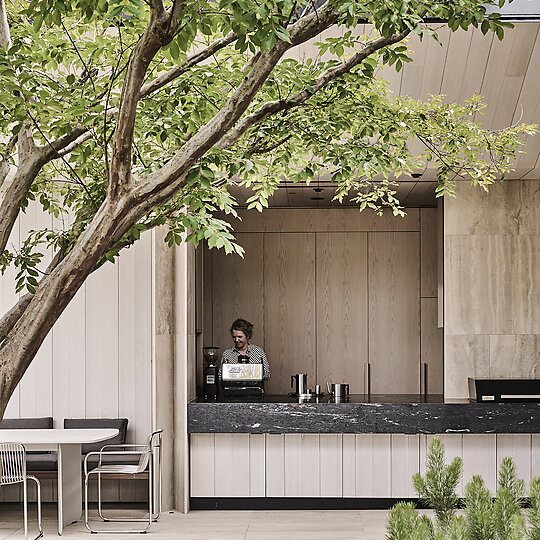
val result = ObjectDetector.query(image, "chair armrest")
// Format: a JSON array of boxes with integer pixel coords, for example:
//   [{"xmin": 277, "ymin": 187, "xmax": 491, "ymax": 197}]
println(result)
[
  {"xmin": 99, "ymin": 443, "xmax": 147, "ymax": 452},
  {"xmin": 84, "ymin": 450, "xmax": 148, "ymax": 474}
]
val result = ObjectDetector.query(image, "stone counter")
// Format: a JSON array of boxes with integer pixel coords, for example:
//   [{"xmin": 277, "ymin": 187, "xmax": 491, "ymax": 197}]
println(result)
[{"xmin": 188, "ymin": 394, "xmax": 540, "ymax": 434}]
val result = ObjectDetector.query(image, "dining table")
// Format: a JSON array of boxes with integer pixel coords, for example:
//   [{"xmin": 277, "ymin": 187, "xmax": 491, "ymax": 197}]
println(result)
[{"xmin": 0, "ymin": 428, "xmax": 119, "ymax": 535}]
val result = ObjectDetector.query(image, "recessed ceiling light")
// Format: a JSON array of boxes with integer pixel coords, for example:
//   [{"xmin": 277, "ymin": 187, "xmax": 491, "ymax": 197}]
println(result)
[
  {"xmin": 313, "ymin": 187, "xmax": 324, "ymax": 192},
  {"xmin": 310, "ymin": 196, "xmax": 324, "ymax": 200}
]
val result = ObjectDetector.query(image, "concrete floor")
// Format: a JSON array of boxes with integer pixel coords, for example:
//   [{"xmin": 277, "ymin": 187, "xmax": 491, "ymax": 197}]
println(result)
[{"xmin": 0, "ymin": 503, "xmax": 401, "ymax": 539}]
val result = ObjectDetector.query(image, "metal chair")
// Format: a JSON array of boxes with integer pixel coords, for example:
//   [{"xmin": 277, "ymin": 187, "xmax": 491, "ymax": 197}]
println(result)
[
  {"xmin": 84, "ymin": 429, "xmax": 162, "ymax": 534},
  {"xmin": 0, "ymin": 442, "xmax": 43, "ymax": 540}
]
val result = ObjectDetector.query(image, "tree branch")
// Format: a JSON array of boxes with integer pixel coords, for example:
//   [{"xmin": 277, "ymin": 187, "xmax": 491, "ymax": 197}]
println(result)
[
  {"xmin": 140, "ymin": 31, "xmax": 237, "ymax": 98},
  {"xmin": 0, "ymin": 0, "xmax": 10, "ymax": 49},
  {"xmin": 218, "ymin": 30, "xmax": 410, "ymax": 150},
  {"xmin": 135, "ymin": 0, "xmax": 341, "ymax": 206},
  {"xmin": 0, "ymin": 134, "xmax": 17, "ymax": 189}
]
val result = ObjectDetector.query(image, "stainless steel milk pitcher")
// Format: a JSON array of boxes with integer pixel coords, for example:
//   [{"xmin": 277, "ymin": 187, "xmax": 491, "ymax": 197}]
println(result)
[
  {"xmin": 326, "ymin": 382, "xmax": 350, "ymax": 398},
  {"xmin": 291, "ymin": 374, "xmax": 308, "ymax": 395}
]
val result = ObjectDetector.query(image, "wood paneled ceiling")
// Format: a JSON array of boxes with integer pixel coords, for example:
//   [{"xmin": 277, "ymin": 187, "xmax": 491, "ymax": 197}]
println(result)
[{"xmin": 232, "ymin": 22, "xmax": 540, "ymax": 208}]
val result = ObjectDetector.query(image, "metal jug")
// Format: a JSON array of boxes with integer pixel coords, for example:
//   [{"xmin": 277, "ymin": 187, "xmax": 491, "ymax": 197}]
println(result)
[
  {"xmin": 291, "ymin": 374, "xmax": 308, "ymax": 395},
  {"xmin": 326, "ymin": 383, "xmax": 350, "ymax": 399}
]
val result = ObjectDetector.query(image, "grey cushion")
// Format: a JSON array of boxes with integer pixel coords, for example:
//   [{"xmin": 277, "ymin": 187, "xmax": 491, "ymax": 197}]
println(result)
[
  {"xmin": 0, "ymin": 417, "xmax": 55, "ymax": 462},
  {"xmin": 25, "ymin": 453, "xmax": 58, "ymax": 471},
  {"xmin": 84, "ymin": 453, "xmax": 140, "ymax": 471},
  {"xmin": 0, "ymin": 417, "xmax": 53, "ymax": 429},
  {"xmin": 63, "ymin": 418, "xmax": 128, "ymax": 455}
]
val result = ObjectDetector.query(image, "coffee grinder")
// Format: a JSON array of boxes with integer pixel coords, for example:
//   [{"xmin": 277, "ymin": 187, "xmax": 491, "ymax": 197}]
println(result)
[{"xmin": 203, "ymin": 346, "xmax": 220, "ymax": 399}]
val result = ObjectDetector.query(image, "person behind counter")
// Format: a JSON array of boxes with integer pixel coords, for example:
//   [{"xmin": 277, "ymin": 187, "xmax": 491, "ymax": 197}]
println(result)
[{"xmin": 220, "ymin": 318, "xmax": 270, "ymax": 380}]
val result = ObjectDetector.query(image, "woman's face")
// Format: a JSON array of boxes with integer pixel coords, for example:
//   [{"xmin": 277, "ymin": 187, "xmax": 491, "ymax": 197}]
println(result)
[{"xmin": 231, "ymin": 329, "xmax": 248, "ymax": 351}]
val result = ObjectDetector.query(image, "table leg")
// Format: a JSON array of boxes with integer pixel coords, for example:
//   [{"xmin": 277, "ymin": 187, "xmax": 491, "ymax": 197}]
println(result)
[{"xmin": 57, "ymin": 443, "xmax": 82, "ymax": 535}]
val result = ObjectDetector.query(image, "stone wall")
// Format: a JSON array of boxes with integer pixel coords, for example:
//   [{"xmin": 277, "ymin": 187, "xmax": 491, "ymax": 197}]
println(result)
[{"xmin": 444, "ymin": 180, "xmax": 540, "ymax": 398}]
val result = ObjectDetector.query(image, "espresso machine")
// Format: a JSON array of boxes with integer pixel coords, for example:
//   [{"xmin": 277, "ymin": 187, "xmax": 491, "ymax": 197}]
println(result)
[
  {"xmin": 221, "ymin": 361, "xmax": 264, "ymax": 397},
  {"xmin": 203, "ymin": 347, "xmax": 220, "ymax": 399}
]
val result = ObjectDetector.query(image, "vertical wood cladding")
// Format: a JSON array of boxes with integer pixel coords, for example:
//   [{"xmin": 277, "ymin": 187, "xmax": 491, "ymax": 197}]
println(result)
[
  {"xmin": 368, "ymin": 232, "xmax": 420, "ymax": 394},
  {"xmin": 204, "ymin": 208, "xmax": 440, "ymax": 395}
]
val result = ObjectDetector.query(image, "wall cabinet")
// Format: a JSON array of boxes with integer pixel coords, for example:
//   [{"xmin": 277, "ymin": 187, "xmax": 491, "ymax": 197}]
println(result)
[{"xmin": 202, "ymin": 208, "xmax": 442, "ymax": 395}]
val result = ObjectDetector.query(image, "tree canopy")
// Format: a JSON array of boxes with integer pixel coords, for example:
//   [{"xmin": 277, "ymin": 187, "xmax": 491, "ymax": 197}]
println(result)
[{"xmin": 0, "ymin": 0, "xmax": 536, "ymax": 417}]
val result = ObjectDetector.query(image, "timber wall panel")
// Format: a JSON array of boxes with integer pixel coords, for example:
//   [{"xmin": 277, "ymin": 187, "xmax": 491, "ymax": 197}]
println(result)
[
  {"xmin": 214, "ymin": 434, "xmax": 251, "ymax": 497},
  {"xmin": 284, "ymin": 434, "xmax": 320, "ymax": 497},
  {"xmin": 533, "ymin": 435, "xmax": 540, "ymax": 480},
  {"xmin": 421, "ymin": 298, "xmax": 444, "ymax": 395},
  {"xmin": 203, "ymin": 208, "xmax": 440, "ymax": 395},
  {"xmin": 249, "ymin": 434, "xmax": 266, "ymax": 497},
  {"xmin": 2, "ymin": 209, "xmax": 154, "ymax": 501},
  {"xmin": 391, "ymin": 435, "xmax": 420, "ymax": 498},
  {"xmin": 190, "ymin": 434, "xmax": 215, "ymax": 497},
  {"xmin": 420, "ymin": 208, "xmax": 438, "ymax": 298},
  {"xmin": 319, "ymin": 434, "xmax": 342, "ymax": 497},
  {"xmin": 85, "ymin": 261, "xmax": 120, "ymax": 418},
  {"xmin": 264, "ymin": 233, "xmax": 316, "ymax": 395},
  {"xmin": 496, "ymin": 434, "xmax": 533, "ymax": 489},
  {"xmin": 2, "ymin": 217, "xmax": 20, "ymax": 418},
  {"xmin": 18, "ymin": 205, "xmax": 53, "ymax": 419},
  {"xmin": 463, "ymin": 434, "xmax": 497, "ymax": 494},
  {"xmin": 229, "ymin": 207, "xmax": 420, "ymax": 233},
  {"xmin": 315, "ymin": 232, "xmax": 368, "ymax": 391},
  {"xmin": 368, "ymin": 232, "xmax": 420, "ymax": 394},
  {"xmin": 118, "ymin": 234, "xmax": 153, "ymax": 446},
  {"xmin": 190, "ymin": 434, "xmax": 538, "ymax": 500},
  {"xmin": 265, "ymin": 434, "xmax": 285, "ymax": 497},
  {"xmin": 211, "ymin": 233, "xmax": 265, "ymax": 351}
]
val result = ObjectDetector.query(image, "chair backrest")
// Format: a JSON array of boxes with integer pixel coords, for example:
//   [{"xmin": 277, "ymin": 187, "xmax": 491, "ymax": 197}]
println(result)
[
  {"xmin": 0, "ymin": 442, "xmax": 26, "ymax": 485},
  {"xmin": 64, "ymin": 418, "xmax": 128, "ymax": 454},
  {"xmin": 0, "ymin": 417, "xmax": 53, "ymax": 429},
  {"xmin": 136, "ymin": 430, "xmax": 162, "ymax": 473}
]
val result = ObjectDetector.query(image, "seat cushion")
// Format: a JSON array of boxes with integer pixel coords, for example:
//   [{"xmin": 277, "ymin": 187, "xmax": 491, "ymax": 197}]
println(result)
[
  {"xmin": 88, "ymin": 464, "xmax": 141, "ymax": 475},
  {"xmin": 25, "ymin": 452, "xmax": 58, "ymax": 471},
  {"xmin": 0, "ymin": 417, "xmax": 55, "ymax": 458},
  {"xmin": 63, "ymin": 418, "xmax": 128, "ymax": 454},
  {"xmin": 0, "ymin": 417, "xmax": 53, "ymax": 429},
  {"xmin": 84, "ymin": 453, "xmax": 141, "ymax": 471}
]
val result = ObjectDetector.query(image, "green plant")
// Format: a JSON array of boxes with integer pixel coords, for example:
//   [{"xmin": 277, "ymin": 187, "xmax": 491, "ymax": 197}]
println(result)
[
  {"xmin": 412, "ymin": 438, "xmax": 462, "ymax": 533},
  {"xmin": 387, "ymin": 438, "xmax": 540, "ymax": 540},
  {"xmin": 386, "ymin": 501, "xmax": 437, "ymax": 540},
  {"xmin": 528, "ymin": 477, "xmax": 540, "ymax": 540}
]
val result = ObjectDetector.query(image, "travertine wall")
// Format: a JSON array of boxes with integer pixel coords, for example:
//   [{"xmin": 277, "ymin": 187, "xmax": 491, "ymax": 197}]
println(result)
[{"xmin": 444, "ymin": 180, "xmax": 540, "ymax": 398}]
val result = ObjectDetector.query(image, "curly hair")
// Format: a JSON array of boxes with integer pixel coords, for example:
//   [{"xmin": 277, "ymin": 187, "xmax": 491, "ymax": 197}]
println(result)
[{"xmin": 230, "ymin": 318, "xmax": 253, "ymax": 340}]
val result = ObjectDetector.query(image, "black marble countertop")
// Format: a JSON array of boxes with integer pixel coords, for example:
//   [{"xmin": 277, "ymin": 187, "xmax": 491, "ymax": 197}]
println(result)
[{"xmin": 188, "ymin": 394, "xmax": 540, "ymax": 434}]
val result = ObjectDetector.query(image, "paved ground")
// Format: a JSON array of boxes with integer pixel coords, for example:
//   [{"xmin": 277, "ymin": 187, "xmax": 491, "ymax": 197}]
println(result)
[{"xmin": 0, "ymin": 503, "xmax": 404, "ymax": 539}]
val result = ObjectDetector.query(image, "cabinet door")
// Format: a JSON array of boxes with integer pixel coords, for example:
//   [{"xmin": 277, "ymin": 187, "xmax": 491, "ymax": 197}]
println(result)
[
  {"xmin": 316, "ymin": 232, "xmax": 368, "ymax": 394},
  {"xmin": 264, "ymin": 233, "xmax": 316, "ymax": 395},
  {"xmin": 210, "ymin": 233, "xmax": 265, "ymax": 351},
  {"xmin": 368, "ymin": 232, "xmax": 420, "ymax": 394}
]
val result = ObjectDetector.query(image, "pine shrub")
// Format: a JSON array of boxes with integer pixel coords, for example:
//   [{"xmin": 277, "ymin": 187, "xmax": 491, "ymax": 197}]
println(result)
[{"xmin": 386, "ymin": 438, "xmax": 540, "ymax": 540}]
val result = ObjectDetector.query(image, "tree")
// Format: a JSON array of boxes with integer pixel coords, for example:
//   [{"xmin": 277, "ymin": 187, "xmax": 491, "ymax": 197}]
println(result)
[{"xmin": 0, "ymin": 0, "xmax": 535, "ymax": 418}]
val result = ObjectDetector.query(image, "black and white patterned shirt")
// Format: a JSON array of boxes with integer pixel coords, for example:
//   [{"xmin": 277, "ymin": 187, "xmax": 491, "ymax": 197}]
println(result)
[{"xmin": 220, "ymin": 344, "xmax": 270, "ymax": 380}]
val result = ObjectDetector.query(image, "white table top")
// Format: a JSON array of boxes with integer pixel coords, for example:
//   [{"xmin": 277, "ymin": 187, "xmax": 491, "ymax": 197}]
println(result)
[{"xmin": 0, "ymin": 428, "xmax": 119, "ymax": 444}]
